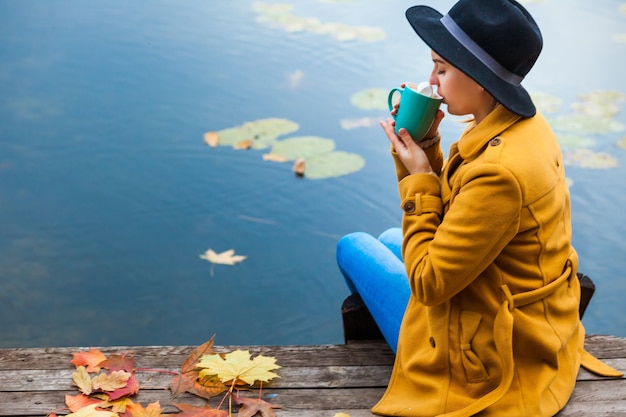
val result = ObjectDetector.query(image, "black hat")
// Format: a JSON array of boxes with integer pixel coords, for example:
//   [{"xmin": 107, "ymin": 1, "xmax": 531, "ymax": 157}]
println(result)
[{"xmin": 406, "ymin": 0, "xmax": 542, "ymax": 117}]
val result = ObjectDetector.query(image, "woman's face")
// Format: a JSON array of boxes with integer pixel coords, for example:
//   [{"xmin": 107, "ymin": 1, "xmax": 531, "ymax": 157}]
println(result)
[{"xmin": 429, "ymin": 51, "xmax": 494, "ymax": 123}]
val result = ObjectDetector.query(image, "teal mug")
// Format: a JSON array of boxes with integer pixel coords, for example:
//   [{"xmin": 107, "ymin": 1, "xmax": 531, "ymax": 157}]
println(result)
[{"xmin": 387, "ymin": 82, "xmax": 442, "ymax": 142}]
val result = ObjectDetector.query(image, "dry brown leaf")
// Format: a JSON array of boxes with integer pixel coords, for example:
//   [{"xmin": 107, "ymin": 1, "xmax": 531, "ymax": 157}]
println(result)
[
  {"xmin": 292, "ymin": 157, "xmax": 305, "ymax": 177},
  {"xmin": 262, "ymin": 153, "xmax": 289, "ymax": 162},
  {"xmin": 233, "ymin": 395, "xmax": 283, "ymax": 417},
  {"xmin": 92, "ymin": 370, "xmax": 131, "ymax": 392},
  {"xmin": 204, "ymin": 132, "xmax": 219, "ymax": 147},
  {"xmin": 72, "ymin": 366, "xmax": 93, "ymax": 395}
]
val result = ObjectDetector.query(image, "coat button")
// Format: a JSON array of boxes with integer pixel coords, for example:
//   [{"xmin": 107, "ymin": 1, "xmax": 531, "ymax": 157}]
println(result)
[
  {"xmin": 429, "ymin": 337, "xmax": 436, "ymax": 348},
  {"xmin": 490, "ymin": 138, "xmax": 501, "ymax": 146},
  {"xmin": 403, "ymin": 201, "xmax": 416, "ymax": 213}
]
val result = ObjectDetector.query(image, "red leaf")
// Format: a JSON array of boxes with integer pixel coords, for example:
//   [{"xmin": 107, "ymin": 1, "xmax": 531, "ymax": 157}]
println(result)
[
  {"xmin": 107, "ymin": 373, "xmax": 139, "ymax": 401},
  {"xmin": 65, "ymin": 393, "xmax": 102, "ymax": 412},
  {"xmin": 100, "ymin": 354, "xmax": 135, "ymax": 373}
]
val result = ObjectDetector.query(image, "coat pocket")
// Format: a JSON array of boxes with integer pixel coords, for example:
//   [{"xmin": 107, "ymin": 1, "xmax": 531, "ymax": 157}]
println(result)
[{"xmin": 460, "ymin": 310, "xmax": 490, "ymax": 383}]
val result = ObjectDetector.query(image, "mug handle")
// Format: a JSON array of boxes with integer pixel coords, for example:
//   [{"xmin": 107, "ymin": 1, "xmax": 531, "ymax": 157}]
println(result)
[{"xmin": 387, "ymin": 88, "xmax": 403, "ymax": 117}]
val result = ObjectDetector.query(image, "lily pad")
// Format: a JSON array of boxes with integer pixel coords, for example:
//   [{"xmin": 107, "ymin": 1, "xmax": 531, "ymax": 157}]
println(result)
[
  {"xmin": 549, "ymin": 114, "xmax": 625, "ymax": 134},
  {"xmin": 556, "ymin": 134, "xmax": 596, "ymax": 150},
  {"xmin": 571, "ymin": 100, "xmax": 620, "ymax": 118},
  {"xmin": 269, "ymin": 136, "xmax": 335, "ymax": 160},
  {"xmin": 563, "ymin": 149, "xmax": 619, "ymax": 169},
  {"xmin": 214, "ymin": 118, "xmax": 300, "ymax": 149},
  {"xmin": 350, "ymin": 88, "xmax": 388, "ymax": 111},
  {"xmin": 304, "ymin": 151, "xmax": 366, "ymax": 179},
  {"xmin": 617, "ymin": 137, "xmax": 626, "ymax": 150},
  {"xmin": 252, "ymin": 1, "xmax": 385, "ymax": 42},
  {"xmin": 530, "ymin": 91, "xmax": 563, "ymax": 114}
]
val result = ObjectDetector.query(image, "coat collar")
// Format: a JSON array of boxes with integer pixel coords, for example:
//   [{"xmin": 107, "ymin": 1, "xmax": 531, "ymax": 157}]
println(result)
[{"xmin": 457, "ymin": 105, "xmax": 522, "ymax": 159}]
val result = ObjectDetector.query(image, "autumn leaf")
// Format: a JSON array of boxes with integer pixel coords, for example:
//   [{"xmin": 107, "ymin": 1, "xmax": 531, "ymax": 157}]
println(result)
[
  {"xmin": 92, "ymin": 370, "xmax": 131, "ymax": 392},
  {"xmin": 172, "ymin": 403, "xmax": 228, "ymax": 417},
  {"xmin": 71, "ymin": 348, "xmax": 107, "ymax": 373},
  {"xmin": 234, "ymin": 139, "xmax": 253, "ymax": 150},
  {"xmin": 65, "ymin": 404, "xmax": 117, "ymax": 417},
  {"xmin": 233, "ymin": 395, "xmax": 283, "ymax": 417},
  {"xmin": 292, "ymin": 157, "xmax": 305, "ymax": 177},
  {"xmin": 169, "ymin": 337, "xmax": 226, "ymax": 400},
  {"xmin": 262, "ymin": 153, "xmax": 288, "ymax": 162},
  {"xmin": 199, "ymin": 249, "xmax": 247, "ymax": 265},
  {"xmin": 204, "ymin": 132, "xmax": 219, "ymax": 147},
  {"xmin": 107, "ymin": 374, "xmax": 139, "ymax": 401},
  {"xmin": 333, "ymin": 414, "xmax": 351, "ymax": 417},
  {"xmin": 65, "ymin": 393, "xmax": 102, "ymax": 412},
  {"xmin": 100, "ymin": 354, "xmax": 135, "ymax": 373},
  {"xmin": 96, "ymin": 396, "xmax": 135, "ymax": 413},
  {"xmin": 197, "ymin": 350, "xmax": 280, "ymax": 386},
  {"xmin": 72, "ymin": 366, "xmax": 93, "ymax": 395},
  {"xmin": 125, "ymin": 401, "xmax": 164, "ymax": 417}
]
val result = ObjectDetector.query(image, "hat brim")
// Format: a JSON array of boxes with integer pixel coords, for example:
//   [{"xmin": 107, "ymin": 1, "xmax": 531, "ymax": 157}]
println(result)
[{"xmin": 406, "ymin": 5, "xmax": 536, "ymax": 118}]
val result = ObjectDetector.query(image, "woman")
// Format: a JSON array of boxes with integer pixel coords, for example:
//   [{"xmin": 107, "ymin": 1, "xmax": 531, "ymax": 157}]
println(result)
[{"xmin": 336, "ymin": 0, "xmax": 621, "ymax": 416}]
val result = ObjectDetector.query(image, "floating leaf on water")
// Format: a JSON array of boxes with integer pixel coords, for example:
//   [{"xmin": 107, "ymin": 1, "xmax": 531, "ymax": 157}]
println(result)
[
  {"xmin": 203, "ymin": 132, "xmax": 219, "ymax": 147},
  {"xmin": 340, "ymin": 117, "xmax": 378, "ymax": 130},
  {"xmin": 563, "ymin": 149, "xmax": 619, "ymax": 169},
  {"xmin": 571, "ymin": 100, "xmax": 620, "ymax": 118},
  {"xmin": 214, "ymin": 118, "xmax": 300, "ymax": 149},
  {"xmin": 262, "ymin": 153, "xmax": 289, "ymax": 162},
  {"xmin": 556, "ymin": 134, "xmax": 596, "ymax": 150},
  {"xmin": 304, "ymin": 151, "xmax": 366, "ymax": 179},
  {"xmin": 292, "ymin": 157, "xmax": 306, "ymax": 177},
  {"xmin": 616, "ymin": 137, "xmax": 626, "ymax": 149},
  {"xmin": 270, "ymin": 136, "xmax": 335, "ymax": 160},
  {"xmin": 549, "ymin": 114, "xmax": 625, "ymax": 134},
  {"xmin": 350, "ymin": 88, "xmax": 388, "ymax": 111},
  {"xmin": 530, "ymin": 91, "xmax": 563, "ymax": 114},
  {"xmin": 252, "ymin": 1, "xmax": 385, "ymax": 42},
  {"xmin": 234, "ymin": 139, "xmax": 253, "ymax": 150}
]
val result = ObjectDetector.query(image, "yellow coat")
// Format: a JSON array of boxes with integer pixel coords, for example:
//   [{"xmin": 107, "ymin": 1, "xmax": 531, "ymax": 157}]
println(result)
[{"xmin": 373, "ymin": 105, "xmax": 584, "ymax": 416}]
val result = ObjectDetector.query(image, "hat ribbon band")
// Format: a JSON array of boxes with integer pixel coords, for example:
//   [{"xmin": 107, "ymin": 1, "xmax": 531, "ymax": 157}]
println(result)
[{"xmin": 440, "ymin": 14, "xmax": 523, "ymax": 86}]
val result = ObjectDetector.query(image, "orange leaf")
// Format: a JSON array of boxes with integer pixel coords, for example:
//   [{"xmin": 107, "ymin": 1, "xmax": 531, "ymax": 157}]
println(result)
[
  {"xmin": 234, "ymin": 139, "xmax": 253, "ymax": 150},
  {"xmin": 65, "ymin": 393, "xmax": 102, "ymax": 413},
  {"xmin": 292, "ymin": 157, "xmax": 305, "ymax": 177},
  {"xmin": 100, "ymin": 354, "xmax": 135, "ymax": 373},
  {"xmin": 125, "ymin": 401, "xmax": 164, "ymax": 417},
  {"xmin": 172, "ymin": 403, "xmax": 228, "ymax": 417},
  {"xmin": 204, "ymin": 132, "xmax": 219, "ymax": 147},
  {"xmin": 262, "ymin": 153, "xmax": 288, "ymax": 163},
  {"xmin": 71, "ymin": 348, "xmax": 107, "ymax": 373},
  {"xmin": 170, "ymin": 337, "xmax": 225, "ymax": 399},
  {"xmin": 182, "ymin": 337, "xmax": 216, "ymax": 373},
  {"xmin": 233, "ymin": 395, "xmax": 283, "ymax": 417}
]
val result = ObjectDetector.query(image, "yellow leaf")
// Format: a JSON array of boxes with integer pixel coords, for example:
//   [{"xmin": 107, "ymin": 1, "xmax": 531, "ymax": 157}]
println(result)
[
  {"xmin": 334, "ymin": 414, "xmax": 351, "ymax": 417},
  {"xmin": 97, "ymin": 397, "xmax": 135, "ymax": 413},
  {"xmin": 66, "ymin": 404, "xmax": 117, "ymax": 417},
  {"xmin": 125, "ymin": 401, "xmax": 164, "ymax": 417},
  {"xmin": 204, "ymin": 132, "xmax": 219, "ymax": 147},
  {"xmin": 92, "ymin": 370, "xmax": 131, "ymax": 392},
  {"xmin": 197, "ymin": 350, "xmax": 280, "ymax": 386},
  {"xmin": 199, "ymin": 249, "xmax": 247, "ymax": 266},
  {"xmin": 72, "ymin": 366, "xmax": 93, "ymax": 395}
]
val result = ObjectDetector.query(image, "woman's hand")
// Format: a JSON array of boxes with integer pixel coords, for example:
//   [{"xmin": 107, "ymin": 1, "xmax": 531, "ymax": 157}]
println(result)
[{"xmin": 380, "ymin": 118, "xmax": 433, "ymax": 175}]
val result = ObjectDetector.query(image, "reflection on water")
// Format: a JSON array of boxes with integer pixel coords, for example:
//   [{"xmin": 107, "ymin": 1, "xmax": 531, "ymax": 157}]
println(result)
[{"xmin": 0, "ymin": 0, "xmax": 625, "ymax": 348}]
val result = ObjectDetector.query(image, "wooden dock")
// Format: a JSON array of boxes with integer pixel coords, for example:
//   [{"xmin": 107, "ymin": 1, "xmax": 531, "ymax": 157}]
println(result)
[{"xmin": 1, "ymin": 334, "xmax": 625, "ymax": 416}]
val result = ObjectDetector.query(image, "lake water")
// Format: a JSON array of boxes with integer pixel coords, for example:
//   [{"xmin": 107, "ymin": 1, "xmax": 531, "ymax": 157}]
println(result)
[{"xmin": 1, "ymin": 0, "xmax": 625, "ymax": 348}]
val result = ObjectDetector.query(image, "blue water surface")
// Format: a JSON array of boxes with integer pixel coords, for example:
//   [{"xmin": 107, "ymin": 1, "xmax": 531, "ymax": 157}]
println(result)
[{"xmin": 1, "ymin": 0, "xmax": 625, "ymax": 348}]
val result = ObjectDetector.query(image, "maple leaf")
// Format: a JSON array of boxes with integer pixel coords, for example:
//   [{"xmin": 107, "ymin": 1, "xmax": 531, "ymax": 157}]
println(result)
[
  {"xmin": 169, "ymin": 337, "xmax": 227, "ymax": 400},
  {"xmin": 100, "ymin": 354, "xmax": 135, "ymax": 373},
  {"xmin": 172, "ymin": 403, "xmax": 228, "ymax": 417},
  {"xmin": 96, "ymin": 396, "xmax": 135, "ymax": 413},
  {"xmin": 196, "ymin": 350, "xmax": 280, "ymax": 386},
  {"xmin": 199, "ymin": 249, "xmax": 247, "ymax": 265},
  {"xmin": 125, "ymin": 401, "xmax": 164, "ymax": 417},
  {"xmin": 65, "ymin": 404, "xmax": 117, "ymax": 417},
  {"xmin": 233, "ymin": 395, "xmax": 283, "ymax": 417},
  {"xmin": 71, "ymin": 348, "xmax": 107, "ymax": 373},
  {"xmin": 92, "ymin": 370, "xmax": 131, "ymax": 392},
  {"xmin": 72, "ymin": 366, "xmax": 93, "ymax": 395},
  {"xmin": 65, "ymin": 393, "xmax": 102, "ymax": 412}
]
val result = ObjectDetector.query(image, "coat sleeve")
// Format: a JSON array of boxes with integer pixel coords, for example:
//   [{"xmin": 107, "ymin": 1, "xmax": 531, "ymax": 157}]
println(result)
[{"xmin": 399, "ymin": 163, "xmax": 523, "ymax": 305}]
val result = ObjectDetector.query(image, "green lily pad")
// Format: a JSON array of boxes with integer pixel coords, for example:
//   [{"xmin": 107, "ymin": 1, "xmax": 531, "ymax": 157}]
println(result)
[
  {"xmin": 216, "ymin": 118, "xmax": 300, "ymax": 149},
  {"xmin": 304, "ymin": 151, "xmax": 366, "ymax": 179},
  {"xmin": 617, "ymin": 137, "xmax": 626, "ymax": 150},
  {"xmin": 270, "ymin": 136, "xmax": 335, "ymax": 160},
  {"xmin": 578, "ymin": 90, "xmax": 626, "ymax": 103},
  {"xmin": 530, "ymin": 91, "xmax": 563, "ymax": 114},
  {"xmin": 556, "ymin": 134, "xmax": 596, "ymax": 150},
  {"xmin": 563, "ymin": 149, "xmax": 619, "ymax": 169},
  {"xmin": 549, "ymin": 114, "xmax": 625, "ymax": 134},
  {"xmin": 350, "ymin": 88, "xmax": 388, "ymax": 111}
]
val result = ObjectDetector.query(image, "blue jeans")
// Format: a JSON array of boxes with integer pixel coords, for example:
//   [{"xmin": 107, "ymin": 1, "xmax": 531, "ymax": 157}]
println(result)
[{"xmin": 336, "ymin": 227, "xmax": 410, "ymax": 353}]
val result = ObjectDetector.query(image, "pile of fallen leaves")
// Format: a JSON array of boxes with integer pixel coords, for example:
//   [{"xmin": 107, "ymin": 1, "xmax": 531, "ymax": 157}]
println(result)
[{"xmin": 49, "ymin": 337, "xmax": 282, "ymax": 417}]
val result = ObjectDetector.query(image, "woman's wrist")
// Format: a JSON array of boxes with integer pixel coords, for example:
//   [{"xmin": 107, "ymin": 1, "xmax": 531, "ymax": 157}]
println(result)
[{"xmin": 418, "ymin": 133, "xmax": 441, "ymax": 149}]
